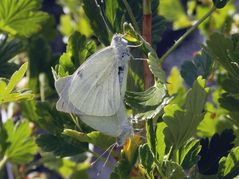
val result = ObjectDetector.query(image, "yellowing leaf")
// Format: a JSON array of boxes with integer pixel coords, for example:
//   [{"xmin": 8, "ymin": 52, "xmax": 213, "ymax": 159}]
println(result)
[
  {"xmin": 167, "ymin": 66, "xmax": 184, "ymax": 95},
  {"xmin": 123, "ymin": 135, "xmax": 141, "ymax": 162},
  {"xmin": 159, "ymin": 0, "xmax": 192, "ymax": 29}
]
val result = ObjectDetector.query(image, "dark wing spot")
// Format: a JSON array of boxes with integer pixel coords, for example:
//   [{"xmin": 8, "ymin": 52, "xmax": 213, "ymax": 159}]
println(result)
[{"xmin": 77, "ymin": 71, "xmax": 83, "ymax": 78}]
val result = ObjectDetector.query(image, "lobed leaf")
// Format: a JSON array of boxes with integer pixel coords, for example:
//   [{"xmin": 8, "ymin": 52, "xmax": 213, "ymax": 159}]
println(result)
[
  {"xmin": 3, "ymin": 120, "xmax": 37, "ymax": 164},
  {"xmin": 56, "ymin": 32, "xmax": 96, "ymax": 77},
  {"xmin": 163, "ymin": 76, "xmax": 209, "ymax": 149},
  {"xmin": 218, "ymin": 146, "xmax": 239, "ymax": 178},
  {"xmin": 0, "ymin": 0, "xmax": 49, "ymax": 37},
  {"xmin": 181, "ymin": 50, "xmax": 212, "ymax": 87},
  {"xmin": 125, "ymin": 82, "xmax": 170, "ymax": 119},
  {"xmin": 206, "ymin": 33, "xmax": 239, "ymax": 80}
]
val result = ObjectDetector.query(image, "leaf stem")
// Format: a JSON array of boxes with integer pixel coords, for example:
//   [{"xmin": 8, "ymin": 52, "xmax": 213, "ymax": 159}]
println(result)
[
  {"xmin": 159, "ymin": 6, "xmax": 217, "ymax": 64},
  {"xmin": 122, "ymin": 0, "xmax": 140, "ymax": 33},
  {"xmin": 142, "ymin": 0, "xmax": 154, "ymax": 89},
  {"xmin": 0, "ymin": 155, "xmax": 8, "ymax": 171}
]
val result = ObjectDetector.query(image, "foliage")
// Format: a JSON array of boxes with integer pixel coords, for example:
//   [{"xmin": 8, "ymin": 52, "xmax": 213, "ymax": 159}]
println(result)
[
  {"xmin": 0, "ymin": 62, "xmax": 34, "ymax": 104},
  {"xmin": 0, "ymin": 0, "xmax": 239, "ymax": 178},
  {"xmin": 0, "ymin": 0, "xmax": 49, "ymax": 37},
  {"xmin": 0, "ymin": 120, "xmax": 37, "ymax": 169}
]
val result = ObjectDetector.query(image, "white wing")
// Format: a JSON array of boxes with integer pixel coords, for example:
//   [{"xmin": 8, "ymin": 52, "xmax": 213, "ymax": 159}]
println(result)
[
  {"xmin": 55, "ymin": 75, "xmax": 76, "ymax": 113},
  {"xmin": 69, "ymin": 46, "xmax": 121, "ymax": 116}
]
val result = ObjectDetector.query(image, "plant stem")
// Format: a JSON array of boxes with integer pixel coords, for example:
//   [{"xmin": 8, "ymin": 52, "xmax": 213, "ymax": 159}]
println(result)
[
  {"xmin": 142, "ymin": 0, "xmax": 154, "ymax": 89},
  {"xmin": 159, "ymin": 6, "xmax": 217, "ymax": 64},
  {"xmin": 122, "ymin": 0, "xmax": 140, "ymax": 33},
  {"xmin": 0, "ymin": 155, "xmax": 8, "ymax": 171}
]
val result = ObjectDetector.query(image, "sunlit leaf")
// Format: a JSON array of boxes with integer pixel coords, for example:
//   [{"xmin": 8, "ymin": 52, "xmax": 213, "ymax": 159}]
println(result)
[
  {"xmin": 138, "ymin": 144, "xmax": 155, "ymax": 179},
  {"xmin": 167, "ymin": 67, "xmax": 184, "ymax": 95},
  {"xmin": 56, "ymin": 31, "xmax": 96, "ymax": 77},
  {"xmin": 3, "ymin": 120, "xmax": 37, "ymax": 164},
  {"xmin": 159, "ymin": 0, "xmax": 191, "ymax": 29},
  {"xmin": 155, "ymin": 122, "xmax": 167, "ymax": 162},
  {"xmin": 0, "ymin": 0, "xmax": 49, "ymax": 36},
  {"xmin": 218, "ymin": 146, "xmax": 239, "ymax": 178},
  {"xmin": 0, "ymin": 62, "xmax": 34, "ymax": 104},
  {"xmin": 178, "ymin": 139, "xmax": 201, "ymax": 170},
  {"xmin": 63, "ymin": 129, "xmax": 115, "ymax": 149},
  {"xmin": 163, "ymin": 76, "xmax": 209, "ymax": 149}
]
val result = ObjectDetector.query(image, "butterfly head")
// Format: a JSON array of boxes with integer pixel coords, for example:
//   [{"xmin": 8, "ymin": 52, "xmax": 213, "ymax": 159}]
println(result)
[
  {"xmin": 116, "ymin": 123, "xmax": 134, "ymax": 146},
  {"xmin": 111, "ymin": 34, "xmax": 128, "ymax": 48}
]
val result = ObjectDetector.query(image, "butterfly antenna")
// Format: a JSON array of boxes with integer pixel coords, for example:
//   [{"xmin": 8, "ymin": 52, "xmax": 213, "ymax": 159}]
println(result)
[
  {"xmin": 91, "ymin": 142, "xmax": 117, "ymax": 166},
  {"xmin": 97, "ymin": 143, "xmax": 117, "ymax": 176},
  {"xmin": 94, "ymin": 0, "xmax": 114, "ymax": 34}
]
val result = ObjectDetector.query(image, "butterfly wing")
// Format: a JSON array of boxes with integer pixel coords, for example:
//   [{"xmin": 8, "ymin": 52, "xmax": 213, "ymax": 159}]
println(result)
[{"xmin": 69, "ymin": 46, "xmax": 121, "ymax": 116}]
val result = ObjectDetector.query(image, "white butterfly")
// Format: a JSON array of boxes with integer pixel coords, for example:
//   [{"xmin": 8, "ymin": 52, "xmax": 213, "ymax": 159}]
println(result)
[{"xmin": 55, "ymin": 34, "xmax": 133, "ymax": 146}]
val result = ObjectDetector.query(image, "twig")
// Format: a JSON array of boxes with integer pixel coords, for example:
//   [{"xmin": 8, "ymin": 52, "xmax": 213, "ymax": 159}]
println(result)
[{"xmin": 159, "ymin": 6, "xmax": 217, "ymax": 64}]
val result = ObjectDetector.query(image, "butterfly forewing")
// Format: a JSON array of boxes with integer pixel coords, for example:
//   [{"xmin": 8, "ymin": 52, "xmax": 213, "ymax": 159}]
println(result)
[{"xmin": 68, "ymin": 47, "xmax": 121, "ymax": 116}]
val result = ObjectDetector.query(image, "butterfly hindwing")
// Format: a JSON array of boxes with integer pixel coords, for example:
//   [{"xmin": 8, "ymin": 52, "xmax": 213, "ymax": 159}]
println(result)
[{"xmin": 68, "ymin": 47, "xmax": 121, "ymax": 116}]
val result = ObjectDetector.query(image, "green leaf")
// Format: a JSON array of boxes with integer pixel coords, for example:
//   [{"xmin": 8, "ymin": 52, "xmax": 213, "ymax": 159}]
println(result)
[
  {"xmin": 3, "ymin": 120, "xmax": 37, "ymax": 164},
  {"xmin": 82, "ymin": 0, "xmax": 110, "ymax": 45},
  {"xmin": 206, "ymin": 32, "xmax": 239, "ymax": 80},
  {"xmin": 138, "ymin": 144, "xmax": 155, "ymax": 179},
  {"xmin": 125, "ymin": 0, "xmax": 167, "ymax": 46},
  {"xmin": 159, "ymin": 0, "xmax": 191, "ymax": 29},
  {"xmin": 56, "ymin": 31, "xmax": 96, "ymax": 77},
  {"xmin": 35, "ymin": 102, "xmax": 75, "ymax": 134},
  {"xmin": 0, "ymin": 62, "xmax": 19, "ymax": 79},
  {"xmin": 63, "ymin": 129, "xmax": 115, "ymax": 149},
  {"xmin": 28, "ymin": 35, "xmax": 52, "ymax": 92},
  {"xmin": 146, "ymin": 118, "xmax": 156, "ymax": 155},
  {"xmin": 110, "ymin": 153, "xmax": 133, "ymax": 179},
  {"xmin": 213, "ymin": 0, "xmax": 230, "ymax": 9},
  {"xmin": 156, "ymin": 122, "xmax": 167, "ymax": 162},
  {"xmin": 178, "ymin": 139, "xmax": 201, "ymax": 170},
  {"xmin": 219, "ymin": 77, "xmax": 239, "ymax": 94},
  {"xmin": 163, "ymin": 76, "xmax": 209, "ymax": 149},
  {"xmin": 219, "ymin": 146, "xmax": 239, "ymax": 178},
  {"xmin": 158, "ymin": 160, "xmax": 187, "ymax": 179},
  {"xmin": 0, "ymin": 123, "xmax": 9, "ymax": 155},
  {"xmin": 181, "ymin": 50, "xmax": 212, "ymax": 87},
  {"xmin": 104, "ymin": 0, "xmax": 122, "ymax": 33},
  {"xmin": 219, "ymin": 93, "xmax": 239, "ymax": 112},
  {"xmin": 125, "ymin": 82, "xmax": 170, "ymax": 119},
  {"xmin": 227, "ymin": 112, "xmax": 239, "ymax": 128},
  {"xmin": 36, "ymin": 134, "xmax": 88, "ymax": 157},
  {"xmin": 0, "ymin": 62, "xmax": 34, "ymax": 104},
  {"xmin": 0, "ymin": 0, "xmax": 49, "ymax": 37},
  {"xmin": 0, "ymin": 35, "xmax": 23, "ymax": 64},
  {"xmin": 148, "ymin": 52, "xmax": 167, "ymax": 83}
]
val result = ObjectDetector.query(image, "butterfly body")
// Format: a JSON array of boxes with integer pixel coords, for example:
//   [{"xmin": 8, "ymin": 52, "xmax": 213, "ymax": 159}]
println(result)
[{"xmin": 55, "ymin": 34, "xmax": 133, "ymax": 146}]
